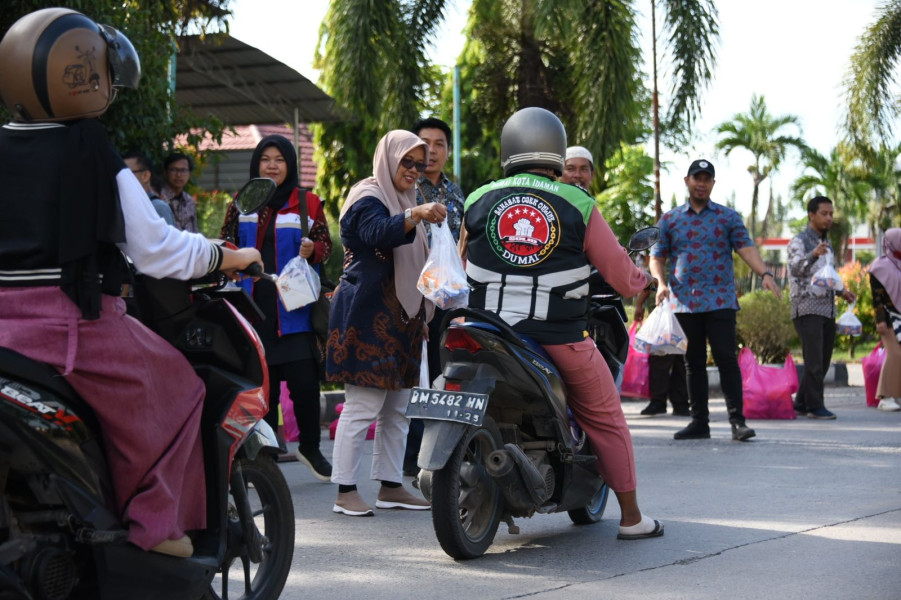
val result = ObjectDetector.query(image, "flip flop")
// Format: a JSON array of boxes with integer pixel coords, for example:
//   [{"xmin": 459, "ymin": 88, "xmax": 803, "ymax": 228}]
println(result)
[{"xmin": 617, "ymin": 517, "xmax": 664, "ymax": 540}]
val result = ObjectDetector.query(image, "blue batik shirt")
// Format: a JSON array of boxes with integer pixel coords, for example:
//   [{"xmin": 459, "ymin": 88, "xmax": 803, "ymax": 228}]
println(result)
[
  {"xmin": 416, "ymin": 173, "xmax": 465, "ymax": 243},
  {"xmin": 651, "ymin": 200, "xmax": 754, "ymax": 313}
]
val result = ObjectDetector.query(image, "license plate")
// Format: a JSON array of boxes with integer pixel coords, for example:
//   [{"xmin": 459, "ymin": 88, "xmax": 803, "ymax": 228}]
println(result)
[{"xmin": 406, "ymin": 387, "xmax": 489, "ymax": 425}]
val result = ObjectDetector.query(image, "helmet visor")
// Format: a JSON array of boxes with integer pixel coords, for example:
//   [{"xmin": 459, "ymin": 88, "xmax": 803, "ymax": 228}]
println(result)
[{"xmin": 99, "ymin": 24, "xmax": 141, "ymax": 89}]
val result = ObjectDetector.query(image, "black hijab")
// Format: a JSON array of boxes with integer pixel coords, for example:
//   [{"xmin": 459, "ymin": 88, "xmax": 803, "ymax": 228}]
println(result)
[{"xmin": 249, "ymin": 135, "xmax": 299, "ymax": 209}]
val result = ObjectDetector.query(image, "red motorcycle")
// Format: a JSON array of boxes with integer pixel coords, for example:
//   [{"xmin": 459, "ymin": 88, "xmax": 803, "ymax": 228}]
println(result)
[{"xmin": 0, "ymin": 179, "xmax": 294, "ymax": 600}]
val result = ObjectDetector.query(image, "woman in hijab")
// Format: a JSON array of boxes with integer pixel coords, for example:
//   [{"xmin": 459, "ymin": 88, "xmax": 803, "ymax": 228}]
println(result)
[
  {"xmin": 220, "ymin": 135, "xmax": 335, "ymax": 478},
  {"xmin": 327, "ymin": 130, "xmax": 448, "ymax": 516},
  {"xmin": 869, "ymin": 228, "xmax": 901, "ymax": 411}
]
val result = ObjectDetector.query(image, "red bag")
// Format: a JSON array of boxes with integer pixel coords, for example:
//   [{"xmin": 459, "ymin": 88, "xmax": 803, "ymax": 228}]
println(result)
[
  {"xmin": 328, "ymin": 403, "xmax": 377, "ymax": 441},
  {"xmin": 862, "ymin": 343, "xmax": 885, "ymax": 407},
  {"xmin": 739, "ymin": 348, "xmax": 798, "ymax": 419},
  {"xmin": 621, "ymin": 322, "xmax": 651, "ymax": 398}
]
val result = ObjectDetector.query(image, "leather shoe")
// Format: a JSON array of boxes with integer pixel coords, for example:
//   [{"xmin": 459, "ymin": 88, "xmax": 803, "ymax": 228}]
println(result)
[
  {"xmin": 674, "ymin": 420, "xmax": 710, "ymax": 440},
  {"xmin": 731, "ymin": 422, "xmax": 756, "ymax": 441}
]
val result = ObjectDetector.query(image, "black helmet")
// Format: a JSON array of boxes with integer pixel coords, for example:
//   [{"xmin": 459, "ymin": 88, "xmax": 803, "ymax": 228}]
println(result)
[
  {"xmin": 500, "ymin": 107, "xmax": 567, "ymax": 177},
  {"xmin": 0, "ymin": 8, "xmax": 141, "ymax": 123}
]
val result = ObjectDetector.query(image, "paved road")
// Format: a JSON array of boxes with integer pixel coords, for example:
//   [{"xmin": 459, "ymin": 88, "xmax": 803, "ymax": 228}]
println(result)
[{"xmin": 276, "ymin": 385, "xmax": 901, "ymax": 600}]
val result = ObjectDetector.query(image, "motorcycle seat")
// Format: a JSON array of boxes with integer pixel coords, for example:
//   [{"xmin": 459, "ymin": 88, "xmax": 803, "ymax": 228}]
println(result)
[{"xmin": 0, "ymin": 346, "xmax": 99, "ymax": 430}]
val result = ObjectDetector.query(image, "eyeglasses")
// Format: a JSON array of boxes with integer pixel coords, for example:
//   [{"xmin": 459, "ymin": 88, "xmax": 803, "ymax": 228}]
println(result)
[
  {"xmin": 399, "ymin": 157, "xmax": 427, "ymax": 172},
  {"xmin": 167, "ymin": 167, "xmax": 191, "ymax": 175},
  {"xmin": 130, "ymin": 168, "xmax": 148, "ymax": 174}
]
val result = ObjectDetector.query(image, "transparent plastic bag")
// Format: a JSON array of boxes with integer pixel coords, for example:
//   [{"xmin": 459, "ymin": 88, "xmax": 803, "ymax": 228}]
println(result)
[
  {"xmin": 417, "ymin": 222, "xmax": 469, "ymax": 310},
  {"xmin": 836, "ymin": 303, "xmax": 862, "ymax": 336},
  {"xmin": 811, "ymin": 252, "xmax": 843, "ymax": 292},
  {"xmin": 634, "ymin": 301, "xmax": 688, "ymax": 355},
  {"xmin": 276, "ymin": 255, "xmax": 320, "ymax": 311}
]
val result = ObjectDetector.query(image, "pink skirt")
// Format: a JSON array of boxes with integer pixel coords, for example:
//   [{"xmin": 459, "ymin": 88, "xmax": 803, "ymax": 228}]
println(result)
[{"xmin": 0, "ymin": 287, "xmax": 207, "ymax": 550}]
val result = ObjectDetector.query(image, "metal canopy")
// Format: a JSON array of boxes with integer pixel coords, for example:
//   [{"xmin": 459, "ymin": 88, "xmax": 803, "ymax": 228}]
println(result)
[{"xmin": 175, "ymin": 34, "xmax": 344, "ymax": 125}]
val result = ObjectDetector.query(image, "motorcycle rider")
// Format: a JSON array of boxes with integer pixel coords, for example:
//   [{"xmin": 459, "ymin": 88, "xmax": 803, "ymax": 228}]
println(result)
[
  {"xmin": 459, "ymin": 107, "xmax": 663, "ymax": 540},
  {"xmin": 0, "ymin": 8, "xmax": 262, "ymax": 558}
]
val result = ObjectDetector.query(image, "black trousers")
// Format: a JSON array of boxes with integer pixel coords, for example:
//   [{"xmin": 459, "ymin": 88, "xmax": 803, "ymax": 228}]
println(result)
[
  {"xmin": 265, "ymin": 358, "xmax": 322, "ymax": 451},
  {"xmin": 792, "ymin": 314, "xmax": 835, "ymax": 412},
  {"xmin": 675, "ymin": 309, "xmax": 745, "ymax": 424},
  {"xmin": 648, "ymin": 353, "xmax": 689, "ymax": 411}
]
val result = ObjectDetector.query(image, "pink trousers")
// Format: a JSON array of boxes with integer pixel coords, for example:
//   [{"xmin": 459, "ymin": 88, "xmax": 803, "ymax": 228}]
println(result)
[
  {"xmin": 542, "ymin": 338, "xmax": 637, "ymax": 492},
  {"xmin": 0, "ymin": 287, "xmax": 206, "ymax": 550}
]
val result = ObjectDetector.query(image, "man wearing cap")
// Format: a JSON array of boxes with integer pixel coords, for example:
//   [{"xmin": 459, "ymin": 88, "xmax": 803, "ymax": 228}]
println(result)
[
  {"xmin": 649, "ymin": 159, "xmax": 781, "ymax": 441},
  {"xmin": 561, "ymin": 146, "xmax": 594, "ymax": 189}
]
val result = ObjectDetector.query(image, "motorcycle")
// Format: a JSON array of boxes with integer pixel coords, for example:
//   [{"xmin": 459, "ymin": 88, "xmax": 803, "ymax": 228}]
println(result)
[
  {"xmin": 408, "ymin": 227, "xmax": 659, "ymax": 559},
  {"xmin": 0, "ymin": 179, "xmax": 294, "ymax": 599}
]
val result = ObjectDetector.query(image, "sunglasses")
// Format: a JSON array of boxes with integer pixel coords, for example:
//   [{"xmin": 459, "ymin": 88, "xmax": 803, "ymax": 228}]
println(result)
[{"xmin": 399, "ymin": 157, "xmax": 428, "ymax": 172}]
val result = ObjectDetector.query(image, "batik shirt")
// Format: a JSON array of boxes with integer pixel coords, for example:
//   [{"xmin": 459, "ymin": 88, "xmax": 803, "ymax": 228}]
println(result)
[
  {"xmin": 651, "ymin": 200, "xmax": 754, "ymax": 313},
  {"xmin": 416, "ymin": 173, "xmax": 465, "ymax": 242},
  {"xmin": 161, "ymin": 185, "xmax": 199, "ymax": 233},
  {"xmin": 787, "ymin": 225, "xmax": 836, "ymax": 319}
]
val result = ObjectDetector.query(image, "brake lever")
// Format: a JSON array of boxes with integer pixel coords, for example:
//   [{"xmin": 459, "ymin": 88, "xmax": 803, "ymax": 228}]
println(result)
[{"xmin": 242, "ymin": 262, "xmax": 277, "ymax": 282}]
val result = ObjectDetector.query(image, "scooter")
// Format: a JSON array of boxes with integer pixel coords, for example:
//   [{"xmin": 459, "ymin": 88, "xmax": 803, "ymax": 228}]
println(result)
[
  {"xmin": 0, "ymin": 179, "xmax": 294, "ymax": 599},
  {"xmin": 408, "ymin": 227, "xmax": 658, "ymax": 559}
]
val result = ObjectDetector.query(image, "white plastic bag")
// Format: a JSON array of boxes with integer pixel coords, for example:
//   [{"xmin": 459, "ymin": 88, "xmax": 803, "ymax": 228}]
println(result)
[
  {"xmin": 276, "ymin": 255, "xmax": 321, "ymax": 311},
  {"xmin": 836, "ymin": 303, "xmax": 863, "ymax": 336},
  {"xmin": 417, "ymin": 222, "xmax": 469, "ymax": 310},
  {"xmin": 634, "ymin": 301, "xmax": 688, "ymax": 355},
  {"xmin": 811, "ymin": 252, "xmax": 844, "ymax": 292}
]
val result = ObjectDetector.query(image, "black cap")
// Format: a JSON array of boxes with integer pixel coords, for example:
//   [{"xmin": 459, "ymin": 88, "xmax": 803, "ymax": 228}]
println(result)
[{"xmin": 686, "ymin": 159, "xmax": 715, "ymax": 177}]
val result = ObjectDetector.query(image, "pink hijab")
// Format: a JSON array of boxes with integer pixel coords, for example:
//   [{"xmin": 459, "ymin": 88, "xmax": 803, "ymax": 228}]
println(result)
[
  {"xmin": 869, "ymin": 228, "xmax": 901, "ymax": 309},
  {"xmin": 340, "ymin": 130, "xmax": 433, "ymax": 322}
]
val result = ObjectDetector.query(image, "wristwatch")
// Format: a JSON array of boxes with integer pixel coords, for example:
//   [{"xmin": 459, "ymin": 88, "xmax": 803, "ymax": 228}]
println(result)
[{"xmin": 404, "ymin": 207, "xmax": 418, "ymax": 226}]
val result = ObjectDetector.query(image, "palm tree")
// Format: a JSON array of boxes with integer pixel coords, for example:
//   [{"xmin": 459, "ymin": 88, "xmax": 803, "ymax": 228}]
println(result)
[
  {"xmin": 313, "ymin": 0, "xmax": 448, "ymax": 214},
  {"xmin": 315, "ymin": 0, "xmax": 720, "ymax": 203},
  {"xmin": 843, "ymin": 0, "xmax": 901, "ymax": 150},
  {"xmin": 715, "ymin": 94, "xmax": 807, "ymax": 240},
  {"xmin": 791, "ymin": 144, "xmax": 871, "ymax": 257}
]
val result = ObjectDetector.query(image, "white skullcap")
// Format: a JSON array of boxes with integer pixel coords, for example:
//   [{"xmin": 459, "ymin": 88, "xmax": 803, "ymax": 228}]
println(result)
[{"xmin": 565, "ymin": 146, "xmax": 594, "ymax": 167}]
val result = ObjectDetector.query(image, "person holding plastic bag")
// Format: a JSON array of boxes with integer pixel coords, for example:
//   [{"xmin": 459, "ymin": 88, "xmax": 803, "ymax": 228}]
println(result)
[
  {"xmin": 650, "ymin": 159, "xmax": 780, "ymax": 442},
  {"xmin": 868, "ymin": 228, "xmax": 901, "ymax": 411},
  {"xmin": 633, "ymin": 288, "xmax": 689, "ymax": 416},
  {"xmin": 220, "ymin": 135, "xmax": 334, "ymax": 480},
  {"xmin": 326, "ymin": 130, "xmax": 443, "ymax": 516},
  {"xmin": 787, "ymin": 196, "xmax": 856, "ymax": 419}
]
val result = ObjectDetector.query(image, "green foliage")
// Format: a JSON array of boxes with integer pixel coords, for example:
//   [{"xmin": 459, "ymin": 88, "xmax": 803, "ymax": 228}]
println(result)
[
  {"xmin": 195, "ymin": 189, "xmax": 232, "ymax": 239},
  {"xmin": 736, "ymin": 290, "xmax": 797, "ymax": 364},
  {"xmin": 596, "ymin": 143, "xmax": 655, "ymax": 242},
  {"xmin": 834, "ymin": 260, "xmax": 875, "ymax": 358},
  {"xmin": 715, "ymin": 94, "xmax": 807, "ymax": 240},
  {"xmin": 1, "ymin": 1, "xmax": 231, "ymax": 172}
]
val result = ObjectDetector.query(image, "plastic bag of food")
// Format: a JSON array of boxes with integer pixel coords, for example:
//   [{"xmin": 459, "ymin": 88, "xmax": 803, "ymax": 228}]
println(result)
[
  {"xmin": 276, "ymin": 255, "xmax": 320, "ymax": 311},
  {"xmin": 634, "ymin": 301, "xmax": 687, "ymax": 355},
  {"xmin": 417, "ymin": 221, "xmax": 469, "ymax": 310},
  {"xmin": 811, "ymin": 252, "xmax": 844, "ymax": 292},
  {"xmin": 836, "ymin": 304, "xmax": 862, "ymax": 336}
]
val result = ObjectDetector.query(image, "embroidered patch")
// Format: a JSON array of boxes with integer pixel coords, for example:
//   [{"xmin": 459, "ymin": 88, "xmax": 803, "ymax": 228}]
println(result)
[{"xmin": 487, "ymin": 193, "xmax": 559, "ymax": 266}]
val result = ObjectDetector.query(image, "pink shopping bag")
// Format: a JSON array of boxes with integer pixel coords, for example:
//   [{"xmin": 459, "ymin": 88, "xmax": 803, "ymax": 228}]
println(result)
[
  {"xmin": 621, "ymin": 322, "xmax": 650, "ymax": 398},
  {"xmin": 862, "ymin": 343, "xmax": 885, "ymax": 408},
  {"xmin": 739, "ymin": 347, "xmax": 798, "ymax": 419}
]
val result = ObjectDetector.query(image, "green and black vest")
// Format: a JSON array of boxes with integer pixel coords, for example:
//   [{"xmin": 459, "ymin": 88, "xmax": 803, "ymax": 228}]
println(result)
[{"xmin": 464, "ymin": 173, "xmax": 596, "ymax": 344}]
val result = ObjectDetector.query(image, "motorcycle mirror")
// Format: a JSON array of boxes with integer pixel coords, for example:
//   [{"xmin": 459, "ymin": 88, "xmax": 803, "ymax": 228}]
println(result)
[
  {"xmin": 234, "ymin": 178, "xmax": 278, "ymax": 215},
  {"xmin": 628, "ymin": 227, "xmax": 660, "ymax": 253}
]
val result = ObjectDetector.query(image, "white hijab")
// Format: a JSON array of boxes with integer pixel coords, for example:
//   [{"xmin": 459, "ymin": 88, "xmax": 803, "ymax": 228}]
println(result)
[{"xmin": 340, "ymin": 130, "xmax": 433, "ymax": 322}]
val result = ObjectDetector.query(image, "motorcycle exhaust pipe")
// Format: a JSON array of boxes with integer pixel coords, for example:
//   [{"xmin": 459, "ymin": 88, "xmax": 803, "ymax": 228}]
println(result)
[{"xmin": 486, "ymin": 444, "xmax": 551, "ymax": 515}]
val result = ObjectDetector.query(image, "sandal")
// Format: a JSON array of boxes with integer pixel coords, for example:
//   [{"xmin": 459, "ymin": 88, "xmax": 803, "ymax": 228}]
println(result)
[{"xmin": 617, "ymin": 515, "xmax": 664, "ymax": 540}]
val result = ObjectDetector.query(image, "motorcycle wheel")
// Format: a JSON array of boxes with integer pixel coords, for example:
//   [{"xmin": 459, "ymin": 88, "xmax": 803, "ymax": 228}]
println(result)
[
  {"xmin": 567, "ymin": 480, "xmax": 610, "ymax": 525},
  {"xmin": 430, "ymin": 416, "xmax": 503, "ymax": 560},
  {"xmin": 206, "ymin": 456, "xmax": 294, "ymax": 600}
]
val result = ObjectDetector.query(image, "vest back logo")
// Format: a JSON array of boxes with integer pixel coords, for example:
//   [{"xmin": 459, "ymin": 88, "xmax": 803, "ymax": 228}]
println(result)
[{"xmin": 488, "ymin": 193, "xmax": 559, "ymax": 266}]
